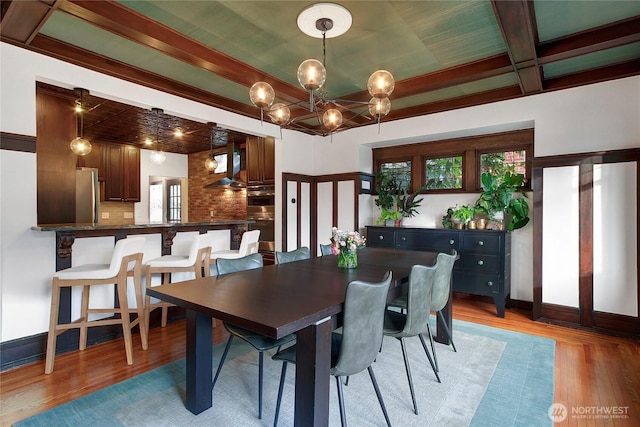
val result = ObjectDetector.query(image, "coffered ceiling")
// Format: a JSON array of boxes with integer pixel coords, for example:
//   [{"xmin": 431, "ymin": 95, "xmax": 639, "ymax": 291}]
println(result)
[{"xmin": 2, "ymin": 0, "xmax": 639, "ymax": 152}]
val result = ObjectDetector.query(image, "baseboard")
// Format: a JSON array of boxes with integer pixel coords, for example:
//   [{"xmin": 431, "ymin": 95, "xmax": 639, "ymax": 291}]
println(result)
[{"xmin": 0, "ymin": 308, "xmax": 186, "ymax": 372}]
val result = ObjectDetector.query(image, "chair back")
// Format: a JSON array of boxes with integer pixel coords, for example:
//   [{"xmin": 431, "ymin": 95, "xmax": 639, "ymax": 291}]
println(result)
[
  {"xmin": 238, "ymin": 230, "xmax": 261, "ymax": 256},
  {"xmin": 431, "ymin": 250, "xmax": 457, "ymax": 312},
  {"xmin": 186, "ymin": 233, "xmax": 214, "ymax": 264},
  {"xmin": 401, "ymin": 264, "xmax": 437, "ymax": 337},
  {"xmin": 107, "ymin": 237, "xmax": 145, "ymax": 276},
  {"xmin": 276, "ymin": 247, "xmax": 310, "ymax": 264},
  {"xmin": 216, "ymin": 253, "xmax": 263, "ymax": 276},
  {"xmin": 319, "ymin": 244, "xmax": 333, "ymax": 256},
  {"xmin": 332, "ymin": 271, "xmax": 392, "ymax": 377}
]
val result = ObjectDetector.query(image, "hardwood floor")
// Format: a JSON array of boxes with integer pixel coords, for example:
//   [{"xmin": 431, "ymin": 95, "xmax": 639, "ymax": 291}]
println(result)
[{"xmin": 1, "ymin": 298, "xmax": 638, "ymax": 426}]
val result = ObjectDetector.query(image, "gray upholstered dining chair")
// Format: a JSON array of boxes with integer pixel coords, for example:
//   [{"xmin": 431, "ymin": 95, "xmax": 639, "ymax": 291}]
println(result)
[
  {"xmin": 212, "ymin": 253, "xmax": 295, "ymax": 420},
  {"xmin": 383, "ymin": 264, "xmax": 438, "ymax": 415},
  {"xmin": 388, "ymin": 250, "xmax": 458, "ymax": 373},
  {"xmin": 275, "ymin": 246, "xmax": 310, "ymax": 264},
  {"xmin": 425, "ymin": 250, "xmax": 458, "ymax": 371},
  {"xmin": 272, "ymin": 271, "xmax": 393, "ymax": 427},
  {"xmin": 319, "ymin": 243, "xmax": 334, "ymax": 256}
]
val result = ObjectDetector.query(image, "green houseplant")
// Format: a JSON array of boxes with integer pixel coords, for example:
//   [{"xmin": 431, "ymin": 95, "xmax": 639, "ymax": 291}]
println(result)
[
  {"xmin": 375, "ymin": 170, "xmax": 426, "ymax": 225},
  {"xmin": 474, "ymin": 170, "xmax": 530, "ymax": 230}
]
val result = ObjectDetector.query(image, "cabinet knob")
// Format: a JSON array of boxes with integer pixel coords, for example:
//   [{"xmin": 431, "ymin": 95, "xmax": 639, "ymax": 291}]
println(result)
[
  {"xmin": 449, "ymin": 239, "xmax": 455, "ymax": 245},
  {"xmin": 401, "ymin": 236, "xmax": 406, "ymax": 241},
  {"xmin": 379, "ymin": 235, "xmax": 384, "ymax": 240},
  {"xmin": 478, "ymin": 240, "xmax": 484, "ymax": 246},
  {"xmin": 487, "ymin": 281, "xmax": 494, "ymax": 287},
  {"xmin": 477, "ymin": 260, "xmax": 484, "ymax": 266}
]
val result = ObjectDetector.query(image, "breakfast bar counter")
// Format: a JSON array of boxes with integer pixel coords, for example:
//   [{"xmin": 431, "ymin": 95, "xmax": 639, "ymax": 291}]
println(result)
[{"xmin": 32, "ymin": 221, "xmax": 252, "ymax": 271}]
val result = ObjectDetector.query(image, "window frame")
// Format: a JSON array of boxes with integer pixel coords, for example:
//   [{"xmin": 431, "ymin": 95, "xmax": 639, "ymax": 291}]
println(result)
[{"xmin": 372, "ymin": 129, "xmax": 533, "ymax": 194}]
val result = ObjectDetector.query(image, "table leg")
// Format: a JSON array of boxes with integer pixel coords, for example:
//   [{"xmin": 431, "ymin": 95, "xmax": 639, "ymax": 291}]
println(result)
[
  {"xmin": 294, "ymin": 317, "xmax": 332, "ymax": 426},
  {"xmin": 185, "ymin": 310, "xmax": 213, "ymax": 414},
  {"xmin": 435, "ymin": 278, "xmax": 453, "ymax": 345}
]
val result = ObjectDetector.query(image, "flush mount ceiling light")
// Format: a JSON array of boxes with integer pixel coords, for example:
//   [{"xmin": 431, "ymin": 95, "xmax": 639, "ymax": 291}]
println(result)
[
  {"xmin": 149, "ymin": 107, "xmax": 166, "ymax": 165},
  {"xmin": 69, "ymin": 88, "xmax": 93, "ymax": 156},
  {"xmin": 248, "ymin": 3, "xmax": 394, "ymax": 136},
  {"xmin": 204, "ymin": 122, "xmax": 219, "ymax": 172}
]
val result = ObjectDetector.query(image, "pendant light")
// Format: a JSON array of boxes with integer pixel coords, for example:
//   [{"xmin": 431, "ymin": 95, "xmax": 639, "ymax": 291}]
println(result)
[
  {"xmin": 149, "ymin": 107, "xmax": 166, "ymax": 165},
  {"xmin": 69, "ymin": 88, "xmax": 92, "ymax": 156},
  {"xmin": 204, "ymin": 122, "xmax": 219, "ymax": 172}
]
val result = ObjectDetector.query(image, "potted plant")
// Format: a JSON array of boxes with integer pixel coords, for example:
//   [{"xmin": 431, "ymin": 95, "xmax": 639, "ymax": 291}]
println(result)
[
  {"xmin": 375, "ymin": 170, "xmax": 427, "ymax": 226},
  {"xmin": 447, "ymin": 204, "xmax": 474, "ymax": 229},
  {"xmin": 474, "ymin": 170, "xmax": 530, "ymax": 230}
]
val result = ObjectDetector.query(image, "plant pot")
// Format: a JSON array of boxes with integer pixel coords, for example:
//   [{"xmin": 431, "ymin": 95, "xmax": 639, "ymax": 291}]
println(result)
[
  {"xmin": 394, "ymin": 219, "xmax": 402, "ymax": 227},
  {"xmin": 476, "ymin": 218, "xmax": 487, "ymax": 230},
  {"xmin": 467, "ymin": 220, "xmax": 476, "ymax": 229},
  {"xmin": 385, "ymin": 219, "xmax": 395, "ymax": 227}
]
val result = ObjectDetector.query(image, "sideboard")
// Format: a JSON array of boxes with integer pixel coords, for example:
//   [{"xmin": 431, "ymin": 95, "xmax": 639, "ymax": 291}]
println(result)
[{"xmin": 366, "ymin": 226, "xmax": 511, "ymax": 317}]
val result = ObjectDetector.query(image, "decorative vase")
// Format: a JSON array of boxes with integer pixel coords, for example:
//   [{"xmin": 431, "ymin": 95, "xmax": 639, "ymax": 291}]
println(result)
[
  {"xmin": 337, "ymin": 250, "xmax": 358, "ymax": 269},
  {"xmin": 394, "ymin": 219, "xmax": 402, "ymax": 227}
]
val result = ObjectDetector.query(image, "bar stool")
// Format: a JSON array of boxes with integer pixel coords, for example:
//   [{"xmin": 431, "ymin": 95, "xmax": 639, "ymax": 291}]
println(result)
[
  {"xmin": 145, "ymin": 233, "xmax": 213, "ymax": 329},
  {"xmin": 209, "ymin": 229, "xmax": 260, "ymax": 275},
  {"xmin": 45, "ymin": 236, "xmax": 147, "ymax": 374}
]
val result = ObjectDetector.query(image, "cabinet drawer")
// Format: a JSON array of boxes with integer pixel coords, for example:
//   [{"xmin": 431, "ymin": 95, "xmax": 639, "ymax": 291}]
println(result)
[
  {"xmin": 398, "ymin": 230, "xmax": 460, "ymax": 251},
  {"xmin": 461, "ymin": 253, "xmax": 500, "ymax": 273},
  {"xmin": 453, "ymin": 272, "xmax": 501, "ymax": 295},
  {"xmin": 367, "ymin": 228, "xmax": 396, "ymax": 248},
  {"xmin": 463, "ymin": 233, "xmax": 501, "ymax": 253}
]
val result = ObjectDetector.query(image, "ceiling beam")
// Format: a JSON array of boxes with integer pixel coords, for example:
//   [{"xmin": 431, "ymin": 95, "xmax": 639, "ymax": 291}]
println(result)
[
  {"xmin": 23, "ymin": 34, "xmax": 257, "ymax": 118},
  {"xmin": 544, "ymin": 58, "xmax": 640, "ymax": 91},
  {"xmin": 491, "ymin": 0, "xmax": 543, "ymax": 94},
  {"xmin": 58, "ymin": 0, "xmax": 307, "ymax": 105},
  {"xmin": 538, "ymin": 16, "xmax": 640, "ymax": 65},
  {"xmin": 0, "ymin": 0, "xmax": 58, "ymax": 44}
]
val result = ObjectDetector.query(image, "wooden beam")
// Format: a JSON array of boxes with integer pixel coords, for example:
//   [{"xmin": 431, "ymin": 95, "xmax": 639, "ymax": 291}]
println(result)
[{"xmin": 491, "ymin": 0, "xmax": 543, "ymax": 93}]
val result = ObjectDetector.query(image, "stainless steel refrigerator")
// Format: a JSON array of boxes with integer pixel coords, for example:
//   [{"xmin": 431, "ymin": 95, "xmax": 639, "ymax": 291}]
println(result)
[{"xmin": 75, "ymin": 167, "xmax": 99, "ymax": 223}]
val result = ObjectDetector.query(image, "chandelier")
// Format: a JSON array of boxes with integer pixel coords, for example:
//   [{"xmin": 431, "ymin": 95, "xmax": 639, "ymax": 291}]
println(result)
[
  {"xmin": 204, "ymin": 122, "xmax": 219, "ymax": 172},
  {"xmin": 69, "ymin": 88, "xmax": 92, "ymax": 156},
  {"xmin": 249, "ymin": 3, "xmax": 394, "ymax": 136}
]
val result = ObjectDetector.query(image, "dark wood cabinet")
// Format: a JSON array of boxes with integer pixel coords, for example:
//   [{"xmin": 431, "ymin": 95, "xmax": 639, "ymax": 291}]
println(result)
[
  {"xmin": 366, "ymin": 226, "xmax": 511, "ymax": 317},
  {"xmin": 102, "ymin": 144, "xmax": 140, "ymax": 202},
  {"xmin": 246, "ymin": 136, "xmax": 275, "ymax": 185}
]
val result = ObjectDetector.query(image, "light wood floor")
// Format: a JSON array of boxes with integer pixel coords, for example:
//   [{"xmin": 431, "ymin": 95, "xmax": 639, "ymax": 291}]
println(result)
[{"xmin": 1, "ymin": 298, "xmax": 638, "ymax": 426}]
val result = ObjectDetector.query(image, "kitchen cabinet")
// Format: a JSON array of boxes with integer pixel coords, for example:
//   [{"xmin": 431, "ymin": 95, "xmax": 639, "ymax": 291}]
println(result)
[
  {"xmin": 102, "ymin": 143, "xmax": 140, "ymax": 202},
  {"xmin": 366, "ymin": 226, "xmax": 511, "ymax": 317},
  {"xmin": 246, "ymin": 136, "xmax": 275, "ymax": 185}
]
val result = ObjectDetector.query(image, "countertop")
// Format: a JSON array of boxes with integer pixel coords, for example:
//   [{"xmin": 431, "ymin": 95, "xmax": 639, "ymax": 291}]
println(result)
[{"xmin": 32, "ymin": 221, "xmax": 252, "ymax": 232}]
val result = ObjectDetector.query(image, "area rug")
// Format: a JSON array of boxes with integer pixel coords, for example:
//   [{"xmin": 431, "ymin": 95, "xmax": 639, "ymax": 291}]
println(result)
[{"xmin": 14, "ymin": 319, "xmax": 555, "ymax": 426}]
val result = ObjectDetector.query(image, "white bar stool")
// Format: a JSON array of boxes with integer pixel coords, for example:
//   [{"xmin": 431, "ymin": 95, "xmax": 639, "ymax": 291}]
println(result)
[
  {"xmin": 45, "ymin": 236, "xmax": 147, "ymax": 374},
  {"xmin": 145, "ymin": 233, "xmax": 213, "ymax": 330},
  {"xmin": 209, "ymin": 230, "xmax": 260, "ymax": 275}
]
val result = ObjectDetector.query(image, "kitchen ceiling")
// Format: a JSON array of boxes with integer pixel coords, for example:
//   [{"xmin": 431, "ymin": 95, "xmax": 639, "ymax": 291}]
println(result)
[{"xmin": 2, "ymin": 1, "xmax": 640, "ymax": 152}]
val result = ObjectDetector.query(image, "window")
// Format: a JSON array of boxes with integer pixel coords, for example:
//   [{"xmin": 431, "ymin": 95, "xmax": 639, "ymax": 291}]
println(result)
[
  {"xmin": 426, "ymin": 156, "xmax": 462, "ymax": 189},
  {"xmin": 373, "ymin": 129, "xmax": 533, "ymax": 193},
  {"xmin": 167, "ymin": 182, "xmax": 182, "ymax": 223},
  {"xmin": 480, "ymin": 150, "xmax": 527, "ymax": 177},
  {"xmin": 380, "ymin": 161, "xmax": 411, "ymax": 188}
]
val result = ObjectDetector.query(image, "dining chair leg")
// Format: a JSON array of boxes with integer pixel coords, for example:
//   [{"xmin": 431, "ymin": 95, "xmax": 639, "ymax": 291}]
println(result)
[
  {"xmin": 437, "ymin": 310, "xmax": 457, "ymax": 352},
  {"xmin": 426, "ymin": 325, "xmax": 439, "ymax": 372},
  {"xmin": 335, "ymin": 376, "xmax": 347, "ymax": 427},
  {"xmin": 258, "ymin": 351, "xmax": 264, "ymax": 419},
  {"xmin": 399, "ymin": 337, "xmax": 418, "ymax": 415},
  {"xmin": 273, "ymin": 362, "xmax": 288, "ymax": 427},
  {"xmin": 418, "ymin": 333, "xmax": 441, "ymax": 383},
  {"xmin": 367, "ymin": 366, "xmax": 392, "ymax": 427},
  {"xmin": 212, "ymin": 335, "xmax": 234, "ymax": 388}
]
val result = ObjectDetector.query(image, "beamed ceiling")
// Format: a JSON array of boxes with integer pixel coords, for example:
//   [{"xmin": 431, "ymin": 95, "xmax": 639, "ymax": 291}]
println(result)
[{"xmin": 2, "ymin": 0, "xmax": 639, "ymax": 154}]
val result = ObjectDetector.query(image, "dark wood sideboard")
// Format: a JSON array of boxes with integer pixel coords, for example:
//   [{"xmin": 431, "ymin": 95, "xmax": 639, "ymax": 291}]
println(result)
[{"xmin": 366, "ymin": 226, "xmax": 511, "ymax": 317}]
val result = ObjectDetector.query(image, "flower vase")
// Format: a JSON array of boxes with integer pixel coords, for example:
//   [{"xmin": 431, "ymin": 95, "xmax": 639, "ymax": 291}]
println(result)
[{"xmin": 337, "ymin": 250, "xmax": 358, "ymax": 269}]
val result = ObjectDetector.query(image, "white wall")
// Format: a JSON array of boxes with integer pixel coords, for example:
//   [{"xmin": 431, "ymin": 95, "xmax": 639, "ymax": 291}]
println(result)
[{"xmin": 1, "ymin": 41, "xmax": 638, "ymax": 343}]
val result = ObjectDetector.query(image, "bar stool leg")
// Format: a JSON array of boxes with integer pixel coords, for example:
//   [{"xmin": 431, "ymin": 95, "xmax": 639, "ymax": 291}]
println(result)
[
  {"xmin": 117, "ymin": 276, "xmax": 134, "ymax": 365},
  {"xmin": 79, "ymin": 283, "xmax": 90, "ymax": 350},
  {"xmin": 45, "ymin": 279, "xmax": 61, "ymax": 374},
  {"xmin": 132, "ymin": 260, "xmax": 148, "ymax": 350}
]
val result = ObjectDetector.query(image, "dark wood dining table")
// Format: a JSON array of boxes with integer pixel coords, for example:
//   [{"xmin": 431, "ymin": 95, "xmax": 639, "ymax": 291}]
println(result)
[{"xmin": 146, "ymin": 247, "xmax": 450, "ymax": 426}]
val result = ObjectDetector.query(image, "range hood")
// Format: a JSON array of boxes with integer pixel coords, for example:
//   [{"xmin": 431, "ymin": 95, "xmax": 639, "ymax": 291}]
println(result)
[{"xmin": 204, "ymin": 140, "xmax": 245, "ymax": 189}]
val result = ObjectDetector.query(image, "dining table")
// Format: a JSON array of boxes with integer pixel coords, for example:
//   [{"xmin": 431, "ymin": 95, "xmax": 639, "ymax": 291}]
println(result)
[{"xmin": 146, "ymin": 247, "xmax": 450, "ymax": 426}]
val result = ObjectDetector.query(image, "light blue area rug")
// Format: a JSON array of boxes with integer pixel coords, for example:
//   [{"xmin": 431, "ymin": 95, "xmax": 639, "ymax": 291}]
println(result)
[{"xmin": 15, "ymin": 319, "xmax": 555, "ymax": 426}]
